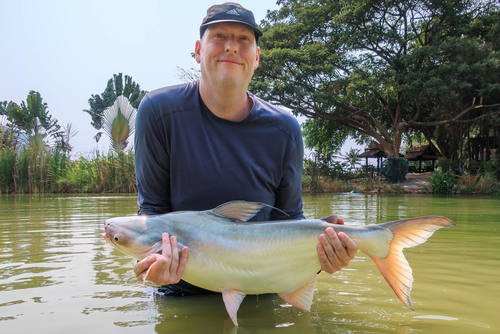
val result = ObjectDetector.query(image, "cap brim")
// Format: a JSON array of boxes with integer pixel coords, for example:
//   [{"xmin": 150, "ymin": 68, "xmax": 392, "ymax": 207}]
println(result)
[{"xmin": 200, "ymin": 19, "xmax": 263, "ymax": 37}]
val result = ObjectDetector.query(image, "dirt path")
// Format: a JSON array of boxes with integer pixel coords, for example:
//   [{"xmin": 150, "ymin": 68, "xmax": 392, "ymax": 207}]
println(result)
[{"xmin": 400, "ymin": 173, "xmax": 432, "ymax": 191}]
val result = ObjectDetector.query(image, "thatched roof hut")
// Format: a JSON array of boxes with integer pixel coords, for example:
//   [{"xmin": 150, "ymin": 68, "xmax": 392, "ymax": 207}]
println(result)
[
  {"xmin": 359, "ymin": 142, "xmax": 387, "ymax": 176},
  {"xmin": 404, "ymin": 145, "xmax": 439, "ymax": 172}
]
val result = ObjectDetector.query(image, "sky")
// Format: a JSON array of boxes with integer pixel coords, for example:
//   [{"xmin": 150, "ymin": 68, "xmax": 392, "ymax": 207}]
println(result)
[{"xmin": 1, "ymin": 0, "xmax": 363, "ymax": 158}]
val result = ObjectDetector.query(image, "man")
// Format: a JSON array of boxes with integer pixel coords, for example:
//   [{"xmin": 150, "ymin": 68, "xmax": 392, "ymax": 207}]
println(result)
[{"xmin": 133, "ymin": 2, "xmax": 358, "ymax": 293}]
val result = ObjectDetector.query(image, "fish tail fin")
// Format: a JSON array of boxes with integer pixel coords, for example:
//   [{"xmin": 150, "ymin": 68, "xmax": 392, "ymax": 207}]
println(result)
[{"xmin": 366, "ymin": 216, "xmax": 455, "ymax": 310}]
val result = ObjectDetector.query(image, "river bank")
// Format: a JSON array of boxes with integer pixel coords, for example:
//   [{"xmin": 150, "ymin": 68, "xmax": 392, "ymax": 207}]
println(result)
[{"xmin": 303, "ymin": 172, "xmax": 433, "ymax": 194}]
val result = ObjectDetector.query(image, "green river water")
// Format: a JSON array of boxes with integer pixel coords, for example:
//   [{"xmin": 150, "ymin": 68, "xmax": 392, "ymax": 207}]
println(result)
[{"xmin": 0, "ymin": 193, "xmax": 498, "ymax": 333}]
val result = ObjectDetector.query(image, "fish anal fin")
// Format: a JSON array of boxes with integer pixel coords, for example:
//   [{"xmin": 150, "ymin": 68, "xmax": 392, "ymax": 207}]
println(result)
[
  {"xmin": 278, "ymin": 276, "xmax": 317, "ymax": 312},
  {"xmin": 222, "ymin": 289, "xmax": 246, "ymax": 326}
]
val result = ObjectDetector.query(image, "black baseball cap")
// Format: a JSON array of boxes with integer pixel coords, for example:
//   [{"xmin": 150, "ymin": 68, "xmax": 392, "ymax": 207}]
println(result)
[{"xmin": 200, "ymin": 2, "xmax": 263, "ymax": 41}]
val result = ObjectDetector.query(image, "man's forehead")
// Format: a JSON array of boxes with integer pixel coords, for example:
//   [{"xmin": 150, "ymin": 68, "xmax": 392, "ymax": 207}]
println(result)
[{"xmin": 205, "ymin": 22, "xmax": 255, "ymax": 34}]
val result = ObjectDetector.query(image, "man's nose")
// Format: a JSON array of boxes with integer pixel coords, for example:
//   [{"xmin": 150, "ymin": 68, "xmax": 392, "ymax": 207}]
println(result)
[{"xmin": 225, "ymin": 39, "xmax": 238, "ymax": 53}]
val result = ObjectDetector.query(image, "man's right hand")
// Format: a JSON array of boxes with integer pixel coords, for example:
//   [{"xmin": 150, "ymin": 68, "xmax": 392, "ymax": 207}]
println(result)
[{"xmin": 133, "ymin": 233, "xmax": 188, "ymax": 286}]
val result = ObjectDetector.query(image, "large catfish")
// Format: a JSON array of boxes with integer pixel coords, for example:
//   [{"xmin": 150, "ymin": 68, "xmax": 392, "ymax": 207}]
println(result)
[{"xmin": 102, "ymin": 201, "xmax": 455, "ymax": 326}]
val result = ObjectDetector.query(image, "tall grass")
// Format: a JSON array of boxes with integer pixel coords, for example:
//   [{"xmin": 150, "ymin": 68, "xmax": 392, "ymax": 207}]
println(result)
[
  {"xmin": 0, "ymin": 149, "xmax": 16, "ymax": 193},
  {"xmin": 0, "ymin": 149, "xmax": 136, "ymax": 194}
]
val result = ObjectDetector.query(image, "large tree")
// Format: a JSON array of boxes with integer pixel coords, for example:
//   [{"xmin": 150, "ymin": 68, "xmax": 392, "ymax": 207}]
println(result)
[
  {"xmin": 251, "ymin": 0, "xmax": 500, "ymax": 158},
  {"xmin": 84, "ymin": 73, "xmax": 147, "ymax": 151}
]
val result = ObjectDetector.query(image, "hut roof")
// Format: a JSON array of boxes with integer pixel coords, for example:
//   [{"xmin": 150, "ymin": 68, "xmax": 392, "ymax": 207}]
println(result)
[
  {"xmin": 404, "ymin": 145, "xmax": 438, "ymax": 161},
  {"xmin": 359, "ymin": 142, "xmax": 387, "ymax": 158}
]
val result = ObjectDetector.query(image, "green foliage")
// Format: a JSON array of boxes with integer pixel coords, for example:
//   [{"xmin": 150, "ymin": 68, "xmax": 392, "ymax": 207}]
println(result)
[
  {"xmin": 339, "ymin": 148, "xmax": 362, "ymax": 173},
  {"xmin": 84, "ymin": 73, "xmax": 146, "ymax": 130},
  {"xmin": 251, "ymin": 0, "xmax": 500, "ymax": 159},
  {"xmin": 475, "ymin": 173, "xmax": 500, "ymax": 195},
  {"xmin": 101, "ymin": 96, "xmax": 136, "ymax": 152},
  {"xmin": 430, "ymin": 169, "xmax": 457, "ymax": 193},
  {"xmin": 84, "ymin": 74, "xmax": 145, "ymax": 152},
  {"xmin": 1, "ymin": 91, "xmax": 63, "ymax": 150},
  {"xmin": 63, "ymin": 151, "xmax": 136, "ymax": 193},
  {"xmin": 0, "ymin": 149, "xmax": 135, "ymax": 194},
  {"xmin": 437, "ymin": 157, "xmax": 453, "ymax": 173},
  {"xmin": 0, "ymin": 149, "xmax": 15, "ymax": 193},
  {"xmin": 302, "ymin": 118, "xmax": 350, "ymax": 155},
  {"xmin": 479, "ymin": 160, "xmax": 500, "ymax": 180}
]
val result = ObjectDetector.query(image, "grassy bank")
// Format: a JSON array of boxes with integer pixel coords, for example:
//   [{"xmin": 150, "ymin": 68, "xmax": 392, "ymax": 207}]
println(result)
[
  {"xmin": 1, "ymin": 149, "xmax": 499, "ymax": 195},
  {"xmin": 0, "ymin": 149, "xmax": 135, "ymax": 194},
  {"xmin": 302, "ymin": 158, "xmax": 500, "ymax": 195}
]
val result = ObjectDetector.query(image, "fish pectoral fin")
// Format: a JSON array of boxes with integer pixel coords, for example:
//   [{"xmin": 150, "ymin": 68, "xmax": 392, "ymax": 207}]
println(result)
[
  {"xmin": 278, "ymin": 276, "xmax": 317, "ymax": 312},
  {"xmin": 320, "ymin": 215, "xmax": 341, "ymax": 224},
  {"xmin": 222, "ymin": 289, "xmax": 246, "ymax": 326}
]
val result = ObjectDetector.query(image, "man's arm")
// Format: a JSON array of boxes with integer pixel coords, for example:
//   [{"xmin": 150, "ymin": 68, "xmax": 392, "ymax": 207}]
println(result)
[
  {"xmin": 134, "ymin": 96, "xmax": 188, "ymax": 284},
  {"xmin": 134, "ymin": 95, "xmax": 172, "ymax": 215}
]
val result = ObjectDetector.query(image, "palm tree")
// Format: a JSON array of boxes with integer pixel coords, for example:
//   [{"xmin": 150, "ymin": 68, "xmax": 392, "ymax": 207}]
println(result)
[
  {"xmin": 340, "ymin": 148, "xmax": 362, "ymax": 173},
  {"xmin": 84, "ymin": 73, "xmax": 146, "ymax": 152}
]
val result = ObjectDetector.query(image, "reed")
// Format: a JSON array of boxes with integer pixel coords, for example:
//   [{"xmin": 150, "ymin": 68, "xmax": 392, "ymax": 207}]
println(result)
[
  {"xmin": 0, "ymin": 149, "xmax": 16, "ymax": 193},
  {"xmin": 0, "ymin": 149, "xmax": 136, "ymax": 194}
]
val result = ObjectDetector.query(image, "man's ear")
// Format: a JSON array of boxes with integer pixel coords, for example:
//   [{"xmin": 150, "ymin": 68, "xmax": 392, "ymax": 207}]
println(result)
[
  {"xmin": 195, "ymin": 40, "xmax": 202, "ymax": 64},
  {"xmin": 254, "ymin": 46, "xmax": 260, "ymax": 70}
]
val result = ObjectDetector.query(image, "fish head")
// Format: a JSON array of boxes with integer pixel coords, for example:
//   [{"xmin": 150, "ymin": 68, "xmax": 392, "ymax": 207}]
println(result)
[{"xmin": 103, "ymin": 216, "xmax": 163, "ymax": 260}]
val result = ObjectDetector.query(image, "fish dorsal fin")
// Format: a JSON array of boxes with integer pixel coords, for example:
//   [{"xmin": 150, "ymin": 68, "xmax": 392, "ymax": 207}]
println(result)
[
  {"xmin": 212, "ymin": 201, "xmax": 287, "ymax": 222},
  {"xmin": 222, "ymin": 289, "xmax": 246, "ymax": 326},
  {"xmin": 320, "ymin": 215, "xmax": 342, "ymax": 224},
  {"xmin": 278, "ymin": 276, "xmax": 317, "ymax": 312}
]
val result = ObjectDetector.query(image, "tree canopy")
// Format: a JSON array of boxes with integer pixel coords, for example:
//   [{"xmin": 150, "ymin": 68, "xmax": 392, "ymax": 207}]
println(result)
[{"xmin": 251, "ymin": 0, "xmax": 500, "ymax": 158}]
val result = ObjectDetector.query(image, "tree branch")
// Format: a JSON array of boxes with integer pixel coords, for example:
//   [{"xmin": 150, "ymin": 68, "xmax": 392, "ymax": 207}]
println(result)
[{"xmin": 406, "ymin": 103, "xmax": 500, "ymax": 127}]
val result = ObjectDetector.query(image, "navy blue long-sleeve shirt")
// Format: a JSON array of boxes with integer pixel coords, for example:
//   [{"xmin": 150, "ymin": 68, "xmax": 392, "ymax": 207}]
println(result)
[{"xmin": 134, "ymin": 81, "xmax": 304, "ymax": 221}]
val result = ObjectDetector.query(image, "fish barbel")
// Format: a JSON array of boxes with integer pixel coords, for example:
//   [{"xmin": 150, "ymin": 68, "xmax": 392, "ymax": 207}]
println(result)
[{"xmin": 102, "ymin": 200, "xmax": 455, "ymax": 326}]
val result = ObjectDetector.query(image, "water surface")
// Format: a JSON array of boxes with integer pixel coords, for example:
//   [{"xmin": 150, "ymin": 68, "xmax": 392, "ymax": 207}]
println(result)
[{"xmin": 0, "ymin": 194, "xmax": 498, "ymax": 333}]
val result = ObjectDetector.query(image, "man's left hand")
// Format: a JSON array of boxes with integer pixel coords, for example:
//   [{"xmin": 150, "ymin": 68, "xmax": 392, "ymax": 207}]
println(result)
[{"xmin": 317, "ymin": 216, "xmax": 358, "ymax": 274}]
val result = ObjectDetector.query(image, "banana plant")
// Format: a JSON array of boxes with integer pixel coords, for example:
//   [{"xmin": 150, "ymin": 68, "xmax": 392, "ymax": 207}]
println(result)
[{"xmin": 1, "ymin": 91, "xmax": 62, "ymax": 151}]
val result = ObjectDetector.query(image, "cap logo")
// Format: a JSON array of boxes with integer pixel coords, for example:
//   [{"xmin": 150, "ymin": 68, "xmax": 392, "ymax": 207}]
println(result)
[{"xmin": 226, "ymin": 9, "xmax": 240, "ymax": 16}]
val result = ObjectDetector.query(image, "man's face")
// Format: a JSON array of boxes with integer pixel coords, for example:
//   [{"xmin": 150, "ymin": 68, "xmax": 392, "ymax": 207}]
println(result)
[{"xmin": 195, "ymin": 22, "xmax": 260, "ymax": 88}]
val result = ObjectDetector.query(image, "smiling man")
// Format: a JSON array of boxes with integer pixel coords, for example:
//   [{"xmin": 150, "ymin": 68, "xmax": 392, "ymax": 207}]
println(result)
[{"xmin": 133, "ymin": 2, "xmax": 358, "ymax": 295}]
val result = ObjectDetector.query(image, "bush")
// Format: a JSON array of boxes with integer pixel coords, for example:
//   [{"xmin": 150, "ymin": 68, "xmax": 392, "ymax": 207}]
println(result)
[
  {"xmin": 481, "ymin": 160, "xmax": 500, "ymax": 181},
  {"xmin": 430, "ymin": 169, "xmax": 456, "ymax": 193},
  {"xmin": 475, "ymin": 173, "xmax": 500, "ymax": 195}
]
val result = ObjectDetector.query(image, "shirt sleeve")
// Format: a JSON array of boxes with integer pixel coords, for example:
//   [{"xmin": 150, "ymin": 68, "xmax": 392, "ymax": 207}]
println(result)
[
  {"xmin": 134, "ymin": 95, "xmax": 172, "ymax": 215},
  {"xmin": 271, "ymin": 131, "xmax": 305, "ymax": 220}
]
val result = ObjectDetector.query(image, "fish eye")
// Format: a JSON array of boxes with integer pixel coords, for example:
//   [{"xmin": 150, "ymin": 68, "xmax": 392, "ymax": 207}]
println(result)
[{"xmin": 114, "ymin": 236, "xmax": 119, "ymax": 242}]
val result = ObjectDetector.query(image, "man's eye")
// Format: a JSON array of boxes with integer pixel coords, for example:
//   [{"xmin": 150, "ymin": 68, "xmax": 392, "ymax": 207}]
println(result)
[{"xmin": 214, "ymin": 33, "xmax": 224, "ymax": 38}]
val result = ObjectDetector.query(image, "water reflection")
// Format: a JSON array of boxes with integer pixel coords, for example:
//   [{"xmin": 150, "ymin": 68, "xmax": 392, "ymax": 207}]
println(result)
[{"xmin": 0, "ymin": 193, "xmax": 499, "ymax": 333}]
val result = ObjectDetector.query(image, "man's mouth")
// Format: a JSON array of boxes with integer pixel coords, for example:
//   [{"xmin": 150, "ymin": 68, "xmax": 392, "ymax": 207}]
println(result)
[{"xmin": 219, "ymin": 59, "xmax": 242, "ymax": 65}]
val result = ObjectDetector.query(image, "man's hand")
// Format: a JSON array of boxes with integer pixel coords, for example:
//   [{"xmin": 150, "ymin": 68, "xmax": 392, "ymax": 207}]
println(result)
[
  {"xmin": 317, "ymin": 216, "xmax": 358, "ymax": 274},
  {"xmin": 133, "ymin": 233, "xmax": 188, "ymax": 285}
]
